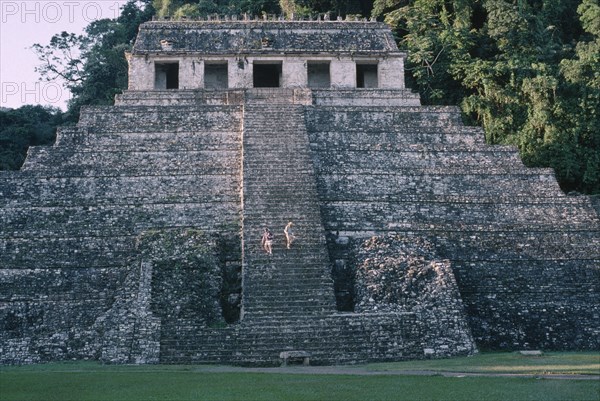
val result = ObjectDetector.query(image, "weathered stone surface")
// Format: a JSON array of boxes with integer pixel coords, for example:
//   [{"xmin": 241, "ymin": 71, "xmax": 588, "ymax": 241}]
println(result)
[
  {"xmin": 355, "ymin": 236, "xmax": 455, "ymax": 312},
  {"xmin": 132, "ymin": 21, "xmax": 398, "ymax": 54},
  {"xmin": 1, "ymin": 20, "xmax": 598, "ymax": 366},
  {"xmin": 590, "ymin": 195, "xmax": 600, "ymax": 217},
  {"xmin": 350, "ymin": 235, "xmax": 476, "ymax": 356},
  {"xmin": 313, "ymin": 105, "xmax": 599, "ymax": 351},
  {"xmin": 0, "ymin": 99, "xmax": 243, "ymax": 365}
]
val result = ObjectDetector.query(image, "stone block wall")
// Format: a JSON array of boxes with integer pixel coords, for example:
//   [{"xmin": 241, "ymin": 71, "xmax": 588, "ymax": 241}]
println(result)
[
  {"xmin": 128, "ymin": 55, "xmax": 406, "ymax": 90},
  {"xmin": 132, "ymin": 21, "xmax": 399, "ymax": 54},
  {"xmin": 0, "ymin": 266, "xmax": 124, "ymax": 364},
  {"xmin": 306, "ymin": 104, "xmax": 600, "ymax": 351},
  {"xmin": 0, "ymin": 102, "xmax": 244, "ymax": 364},
  {"xmin": 352, "ymin": 235, "xmax": 477, "ymax": 356}
]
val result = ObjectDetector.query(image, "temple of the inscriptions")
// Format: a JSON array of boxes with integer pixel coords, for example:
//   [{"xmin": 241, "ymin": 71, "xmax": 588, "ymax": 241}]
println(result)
[
  {"xmin": 127, "ymin": 19, "xmax": 405, "ymax": 91},
  {"xmin": 0, "ymin": 19, "xmax": 598, "ymax": 366}
]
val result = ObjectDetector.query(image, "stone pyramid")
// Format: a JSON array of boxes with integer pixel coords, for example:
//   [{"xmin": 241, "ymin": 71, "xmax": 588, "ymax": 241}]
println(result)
[{"xmin": 1, "ymin": 20, "xmax": 597, "ymax": 366}]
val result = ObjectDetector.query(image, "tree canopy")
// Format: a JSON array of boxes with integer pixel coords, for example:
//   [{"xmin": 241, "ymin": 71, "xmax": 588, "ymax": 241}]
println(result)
[
  {"xmin": 152, "ymin": 1, "xmax": 373, "ymax": 18},
  {"xmin": 373, "ymin": 0, "xmax": 599, "ymax": 194},
  {"xmin": 32, "ymin": 0, "xmax": 155, "ymax": 122},
  {"xmin": 0, "ymin": 105, "xmax": 64, "ymax": 170}
]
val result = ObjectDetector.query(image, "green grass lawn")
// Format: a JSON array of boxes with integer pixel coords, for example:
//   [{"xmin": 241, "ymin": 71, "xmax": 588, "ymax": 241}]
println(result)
[
  {"xmin": 361, "ymin": 351, "xmax": 600, "ymax": 375},
  {"xmin": 1, "ymin": 352, "xmax": 598, "ymax": 401}
]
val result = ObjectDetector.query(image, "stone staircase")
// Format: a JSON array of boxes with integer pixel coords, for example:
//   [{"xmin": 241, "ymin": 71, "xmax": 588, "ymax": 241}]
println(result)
[
  {"xmin": 240, "ymin": 102, "xmax": 337, "ymax": 320},
  {"xmin": 156, "ymin": 96, "xmax": 345, "ymax": 365},
  {"xmin": 157, "ymin": 96, "xmax": 451, "ymax": 366},
  {"xmin": 161, "ymin": 95, "xmax": 364, "ymax": 366},
  {"xmin": 157, "ymin": 313, "xmax": 423, "ymax": 366}
]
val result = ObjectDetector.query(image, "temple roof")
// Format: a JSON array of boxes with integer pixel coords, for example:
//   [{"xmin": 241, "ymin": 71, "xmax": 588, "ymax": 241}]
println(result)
[{"xmin": 132, "ymin": 21, "xmax": 400, "ymax": 55}]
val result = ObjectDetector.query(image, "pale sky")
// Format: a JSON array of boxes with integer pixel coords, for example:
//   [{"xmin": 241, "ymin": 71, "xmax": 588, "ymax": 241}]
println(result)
[{"xmin": 1, "ymin": 0, "xmax": 128, "ymax": 110}]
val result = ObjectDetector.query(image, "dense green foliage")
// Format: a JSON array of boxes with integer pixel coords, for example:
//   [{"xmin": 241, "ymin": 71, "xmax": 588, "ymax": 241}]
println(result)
[
  {"xmin": 152, "ymin": 0, "xmax": 373, "ymax": 18},
  {"xmin": 0, "ymin": 106, "xmax": 63, "ymax": 170},
  {"xmin": 16, "ymin": 0, "xmax": 600, "ymax": 194},
  {"xmin": 373, "ymin": 0, "xmax": 599, "ymax": 194},
  {"xmin": 154, "ymin": 0, "xmax": 280, "ymax": 17}
]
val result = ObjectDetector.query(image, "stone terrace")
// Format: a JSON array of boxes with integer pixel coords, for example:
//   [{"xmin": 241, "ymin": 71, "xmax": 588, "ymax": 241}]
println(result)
[
  {"xmin": 0, "ymin": 102, "xmax": 244, "ymax": 364},
  {"xmin": 307, "ymin": 102, "xmax": 600, "ymax": 350}
]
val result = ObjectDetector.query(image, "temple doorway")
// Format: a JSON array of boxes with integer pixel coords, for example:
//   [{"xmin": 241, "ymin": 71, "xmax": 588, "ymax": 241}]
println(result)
[
  {"xmin": 205, "ymin": 62, "xmax": 228, "ymax": 89},
  {"xmin": 356, "ymin": 63, "xmax": 378, "ymax": 88},
  {"xmin": 308, "ymin": 62, "xmax": 331, "ymax": 88},
  {"xmin": 253, "ymin": 62, "xmax": 282, "ymax": 87},
  {"xmin": 154, "ymin": 62, "xmax": 179, "ymax": 89}
]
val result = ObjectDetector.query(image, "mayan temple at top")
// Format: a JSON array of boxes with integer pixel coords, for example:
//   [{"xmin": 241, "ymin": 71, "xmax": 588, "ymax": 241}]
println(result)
[{"xmin": 1, "ymin": 18, "xmax": 598, "ymax": 366}]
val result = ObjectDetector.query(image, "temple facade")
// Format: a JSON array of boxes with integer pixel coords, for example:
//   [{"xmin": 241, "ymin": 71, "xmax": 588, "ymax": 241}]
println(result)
[{"xmin": 126, "ymin": 21, "xmax": 406, "ymax": 91}]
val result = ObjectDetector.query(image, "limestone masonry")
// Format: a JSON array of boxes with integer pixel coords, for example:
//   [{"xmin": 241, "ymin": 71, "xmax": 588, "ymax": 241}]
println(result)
[{"xmin": 1, "ymin": 20, "xmax": 598, "ymax": 366}]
